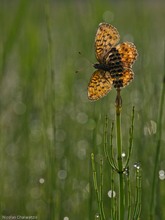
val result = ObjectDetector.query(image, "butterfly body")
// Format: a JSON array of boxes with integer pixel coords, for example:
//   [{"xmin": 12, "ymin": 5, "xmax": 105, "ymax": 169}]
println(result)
[
  {"xmin": 88, "ymin": 23, "xmax": 138, "ymax": 101},
  {"xmin": 93, "ymin": 63, "xmax": 111, "ymax": 71}
]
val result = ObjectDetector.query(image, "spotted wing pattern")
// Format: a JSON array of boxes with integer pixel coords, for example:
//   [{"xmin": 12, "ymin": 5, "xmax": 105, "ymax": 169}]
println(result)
[
  {"xmin": 113, "ymin": 69, "xmax": 134, "ymax": 88},
  {"xmin": 115, "ymin": 42, "xmax": 138, "ymax": 68},
  {"xmin": 105, "ymin": 47, "xmax": 124, "ymax": 75},
  {"xmin": 95, "ymin": 23, "xmax": 120, "ymax": 63},
  {"xmin": 88, "ymin": 70, "xmax": 113, "ymax": 101},
  {"xmin": 88, "ymin": 23, "xmax": 138, "ymax": 101}
]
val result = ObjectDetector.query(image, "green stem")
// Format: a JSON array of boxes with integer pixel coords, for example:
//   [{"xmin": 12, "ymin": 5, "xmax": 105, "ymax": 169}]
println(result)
[
  {"xmin": 91, "ymin": 153, "xmax": 103, "ymax": 220},
  {"xmin": 124, "ymin": 106, "xmax": 135, "ymax": 171},
  {"xmin": 127, "ymin": 173, "xmax": 131, "ymax": 220},
  {"xmin": 132, "ymin": 166, "xmax": 142, "ymax": 219},
  {"xmin": 104, "ymin": 117, "xmax": 118, "ymax": 172},
  {"xmin": 115, "ymin": 89, "xmax": 124, "ymax": 220},
  {"xmin": 100, "ymin": 158, "xmax": 106, "ymax": 220}
]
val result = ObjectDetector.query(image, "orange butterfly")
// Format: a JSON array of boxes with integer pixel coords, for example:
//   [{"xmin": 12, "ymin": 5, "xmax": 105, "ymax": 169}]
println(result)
[{"xmin": 88, "ymin": 23, "xmax": 138, "ymax": 101}]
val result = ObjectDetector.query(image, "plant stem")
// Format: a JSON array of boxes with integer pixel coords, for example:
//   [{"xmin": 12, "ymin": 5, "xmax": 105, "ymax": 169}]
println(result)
[
  {"xmin": 115, "ymin": 89, "xmax": 124, "ymax": 220},
  {"xmin": 104, "ymin": 117, "xmax": 118, "ymax": 172},
  {"xmin": 91, "ymin": 153, "xmax": 103, "ymax": 220}
]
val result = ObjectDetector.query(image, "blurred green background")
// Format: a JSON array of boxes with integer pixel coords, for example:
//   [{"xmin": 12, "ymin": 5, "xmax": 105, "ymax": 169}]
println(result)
[{"xmin": 0, "ymin": 0, "xmax": 165, "ymax": 219}]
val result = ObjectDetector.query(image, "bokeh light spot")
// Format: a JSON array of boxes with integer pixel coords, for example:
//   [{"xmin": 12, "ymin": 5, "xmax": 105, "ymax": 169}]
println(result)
[
  {"xmin": 159, "ymin": 170, "xmax": 165, "ymax": 180},
  {"xmin": 108, "ymin": 190, "xmax": 116, "ymax": 198},
  {"xmin": 76, "ymin": 112, "xmax": 88, "ymax": 124},
  {"xmin": 87, "ymin": 119, "xmax": 96, "ymax": 130},
  {"xmin": 30, "ymin": 187, "xmax": 41, "ymax": 199},
  {"xmin": 58, "ymin": 170, "xmax": 67, "ymax": 180},
  {"xmin": 39, "ymin": 178, "xmax": 45, "ymax": 184}
]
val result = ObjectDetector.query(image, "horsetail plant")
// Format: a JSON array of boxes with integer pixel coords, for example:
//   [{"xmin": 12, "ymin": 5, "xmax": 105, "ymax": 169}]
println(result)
[{"xmin": 91, "ymin": 89, "xmax": 141, "ymax": 220}]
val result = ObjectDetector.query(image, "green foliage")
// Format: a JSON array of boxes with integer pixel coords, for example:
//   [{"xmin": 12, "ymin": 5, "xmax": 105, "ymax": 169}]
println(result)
[{"xmin": 0, "ymin": 0, "xmax": 165, "ymax": 219}]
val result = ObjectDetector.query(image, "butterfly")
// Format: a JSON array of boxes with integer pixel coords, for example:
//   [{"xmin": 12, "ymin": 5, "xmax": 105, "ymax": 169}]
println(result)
[{"xmin": 88, "ymin": 23, "xmax": 138, "ymax": 101}]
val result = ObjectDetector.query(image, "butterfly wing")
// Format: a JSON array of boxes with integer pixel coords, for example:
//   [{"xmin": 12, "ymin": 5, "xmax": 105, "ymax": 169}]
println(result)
[
  {"xmin": 105, "ymin": 42, "xmax": 137, "ymax": 89},
  {"xmin": 88, "ymin": 70, "xmax": 113, "ymax": 101},
  {"xmin": 115, "ymin": 42, "xmax": 138, "ymax": 68},
  {"xmin": 113, "ymin": 69, "xmax": 134, "ymax": 88},
  {"xmin": 95, "ymin": 23, "xmax": 120, "ymax": 63}
]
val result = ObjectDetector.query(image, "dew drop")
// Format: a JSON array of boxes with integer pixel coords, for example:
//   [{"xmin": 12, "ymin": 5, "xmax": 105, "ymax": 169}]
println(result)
[
  {"xmin": 134, "ymin": 163, "xmax": 137, "ymax": 168},
  {"xmin": 108, "ymin": 190, "xmax": 116, "ymax": 198},
  {"xmin": 95, "ymin": 213, "xmax": 100, "ymax": 219},
  {"xmin": 134, "ymin": 162, "xmax": 140, "ymax": 169},
  {"xmin": 137, "ymin": 165, "xmax": 140, "ymax": 170},
  {"xmin": 124, "ymin": 167, "xmax": 129, "ymax": 176}
]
